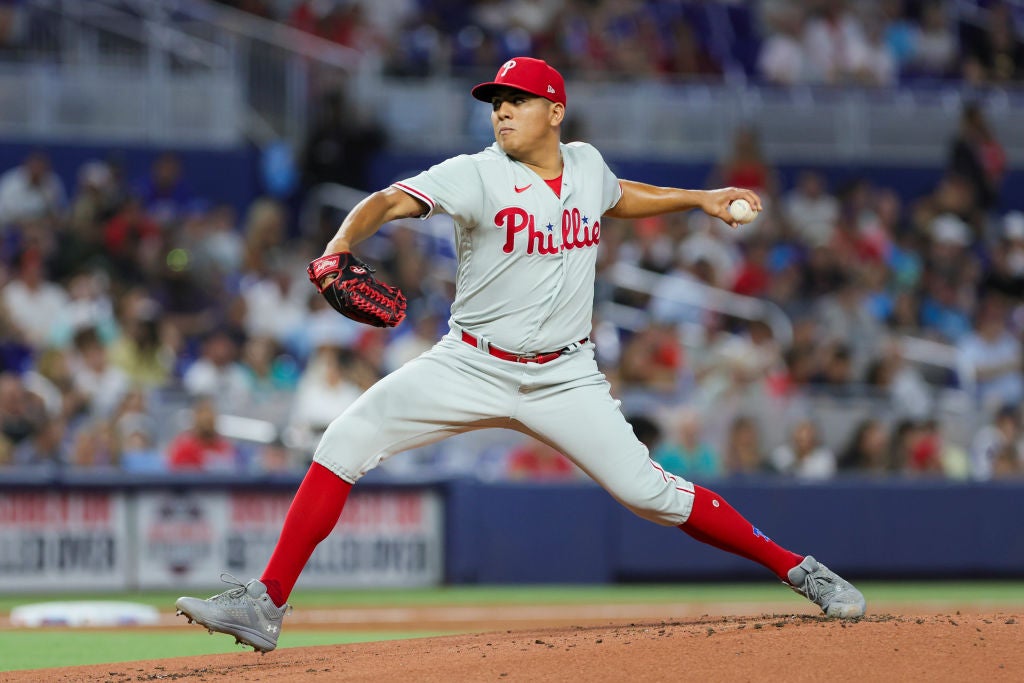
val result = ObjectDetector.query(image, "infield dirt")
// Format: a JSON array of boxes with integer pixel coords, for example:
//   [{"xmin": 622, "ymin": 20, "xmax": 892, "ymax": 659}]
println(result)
[{"xmin": 4, "ymin": 612, "xmax": 1020, "ymax": 682}]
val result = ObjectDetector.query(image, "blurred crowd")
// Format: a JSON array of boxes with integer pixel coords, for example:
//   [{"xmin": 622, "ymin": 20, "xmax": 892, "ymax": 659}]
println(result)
[
  {"xmin": 211, "ymin": 0, "xmax": 1024, "ymax": 85},
  {"xmin": 0, "ymin": 1, "xmax": 1022, "ymax": 482},
  {"xmin": 0, "ymin": 91, "xmax": 1022, "ymax": 483}
]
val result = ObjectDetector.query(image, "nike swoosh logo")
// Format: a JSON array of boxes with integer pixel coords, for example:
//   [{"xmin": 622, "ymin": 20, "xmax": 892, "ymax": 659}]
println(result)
[{"xmin": 514, "ymin": 184, "xmax": 532, "ymax": 193}]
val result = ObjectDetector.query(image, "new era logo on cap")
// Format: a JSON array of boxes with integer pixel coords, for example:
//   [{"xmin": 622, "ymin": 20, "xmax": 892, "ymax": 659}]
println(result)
[{"xmin": 471, "ymin": 57, "xmax": 566, "ymax": 108}]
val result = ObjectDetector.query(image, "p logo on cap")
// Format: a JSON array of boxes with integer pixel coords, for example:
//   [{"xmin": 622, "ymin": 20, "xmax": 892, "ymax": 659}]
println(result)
[{"xmin": 472, "ymin": 56, "xmax": 566, "ymax": 108}]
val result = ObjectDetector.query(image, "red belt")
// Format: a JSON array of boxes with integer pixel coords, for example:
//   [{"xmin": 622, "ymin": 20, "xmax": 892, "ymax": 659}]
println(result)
[{"xmin": 460, "ymin": 330, "xmax": 588, "ymax": 365}]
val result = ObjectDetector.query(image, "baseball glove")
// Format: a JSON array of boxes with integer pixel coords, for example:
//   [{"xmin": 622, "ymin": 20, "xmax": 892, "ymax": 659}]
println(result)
[{"xmin": 307, "ymin": 252, "xmax": 407, "ymax": 328}]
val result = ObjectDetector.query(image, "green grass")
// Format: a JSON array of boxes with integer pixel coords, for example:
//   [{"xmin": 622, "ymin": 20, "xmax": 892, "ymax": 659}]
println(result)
[
  {"xmin": 0, "ymin": 630, "xmax": 445, "ymax": 672},
  {"xmin": 2, "ymin": 582, "xmax": 1024, "ymax": 672}
]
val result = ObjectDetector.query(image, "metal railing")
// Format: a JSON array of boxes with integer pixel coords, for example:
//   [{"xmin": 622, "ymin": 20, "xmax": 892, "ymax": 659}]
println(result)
[
  {"xmin": 355, "ymin": 77, "xmax": 1024, "ymax": 165},
  {"xmin": 0, "ymin": 0, "xmax": 364, "ymax": 145},
  {"xmin": 3, "ymin": 1, "xmax": 1024, "ymax": 164}
]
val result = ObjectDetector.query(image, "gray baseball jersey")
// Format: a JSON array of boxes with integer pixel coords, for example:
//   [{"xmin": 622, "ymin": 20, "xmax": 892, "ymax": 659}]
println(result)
[
  {"xmin": 313, "ymin": 141, "xmax": 696, "ymax": 527},
  {"xmin": 393, "ymin": 141, "xmax": 620, "ymax": 353}
]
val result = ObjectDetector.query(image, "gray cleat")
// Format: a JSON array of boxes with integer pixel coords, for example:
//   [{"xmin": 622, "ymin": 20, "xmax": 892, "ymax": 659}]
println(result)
[
  {"xmin": 787, "ymin": 555, "xmax": 866, "ymax": 619},
  {"xmin": 175, "ymin": 574, "xmax": 290, "ymax": 653}
]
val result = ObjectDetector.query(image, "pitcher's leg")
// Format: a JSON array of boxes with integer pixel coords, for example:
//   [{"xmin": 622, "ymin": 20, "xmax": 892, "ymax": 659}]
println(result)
[
  {"xmin": 264, "ymin": 341, "xmax": 511, "ymax": 607},
  {"xmin": 260, "ymin": 462, "xmax": 352, "ymax": 606},
  {"xmin": 681, "ymin": 485, "xmax": 802, "ymax": 581},
  {"xmin": 515, "ymin": 372, "xmax": 696, "ymax": 525},
  {"xmin": 516, "ymin": 369, "xmax": 799, "ymax": 575},
  {"xmin": 313, "ymin": 341, "xmax": 513, "ymax": 482}
]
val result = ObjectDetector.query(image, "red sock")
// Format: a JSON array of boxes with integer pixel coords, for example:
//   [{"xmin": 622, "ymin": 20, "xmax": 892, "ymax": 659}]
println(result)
[
  {"xmin": 679, "ymin": 485, "xmax": 803, "ymax": 582},
  {"xmin": 261, "ymin": 462, "xmax": 352, "ymax": 606}
]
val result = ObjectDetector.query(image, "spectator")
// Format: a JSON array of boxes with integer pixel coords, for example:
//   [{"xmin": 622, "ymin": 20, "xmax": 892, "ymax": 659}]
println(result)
[
  {"xmin": 886, "ymin": 418, "xmax": 919, "ymax": 473},
  {"xmin": 505, "ymin": 437, "xmax": 579, "ymax": 481},
  {"xmin": 770, "ymin": 418, "xmax": 837, "ymax": 479},
  {"xmin": 1, "ymin": 248, "xmax": 69, "ymax": 346},
  {"xmin": 723, "ymin": 414, "xmax": 769, "ymax": 476},
  {"xmin": 802, "ymin": 1, "xmax": 868, "ymax": 84},
  {"xmin": 241, "ymin": 198, "xmax": 288, "ymax": 276},
  {"xmin": 907, "ymin": 0, "xmax": 958, "ymax": 78},
  {"xmin": 784, "ymin": 170, "xmax": 839, "ymax": 248},
  {"xmin": 108, "ymin": 297, "xmax": 176, "ymax": 389},
  {"xmin": 907, "ymin": 419, "xmax": 969, "ymax": 479},
  {"xmin": 759, "ymin": 3, "xmax": 808, "ymax": 85},
  {"xmin": 167, "ymin": 396, "xmax": 238, "ymax": 472},
  {"xmin": 194, "ymin": 203, "xmax": 245, "ymax": 278},
  {"xmin": 815, "ymin": 272, "xmax": 885, "ymax": 380},
  {"xmin": 51, "ymin": 271, "xmax": 118, "ymax": 347},
  {"xmin": 0, "ymin": 150, "xmax": 66, "ymax": 226},
  {"xmin": 0, "ymin": 372, "xmax": 46, "ymax": 448},
  {"xmin": 676, "ymin": 214, "xmax": 741, "ymax": 288},
  {"xmin": 23, "ymin": 347, "xmax": 89, "ymax": 422},
  {"xmin": 301, "ymin": 288, "xmax": 364, "ymax": 358},
  {"xmin": 970, "ymin": 403, "xmax": 1023, "ymax": 480},
  {"xmin": 920, "ymin": 270, "xmax": 972, "ymax": 343},
  {"xmin": 135, "ymin": 152, "xmax": 193, "ymax": 227},
  {"xmin": 957, "ymin": 295, "xmax": 1023, "ymax": 412},
  {"xmin": 865, "ymin": 340, "xmax": 933, "ymax": 420},
  {"xmin": 838, "ymin": 417, "xmax": 891, "ymax": 474},
  {"xmin": 947, "ymin": 102, "xmax": 1006, "ymax": 213},
  {"xmin": 848, "ymin": 11, "xmax": 896, "ymax": 86},
  {"xmin": 810, "ymin": 342, "xmax": 855, "ymax": 389},
  {"xmin": 253, "ymin": 438, "xmax": 295, "ymax": 474},
  {"xmin": 13, "ymin": 417, "xmax": 65, "ymax": 470},
  {"xmin": 880, "ymin": 0, "xmax": 917, "ymax": 70},
  {"xmin": 67, "ymin": 418, "xmax": 119, "ymax": 470},
  {"xmin": 730, "ymin": 238, "xmax": 773, "ymax": 298},
  {"xmin": 182, "ymin": 329, "xmax": 252, "ymax": 411},
  {"xmin": 980, "ymin": 212, "xmax": 1024, "ymax": 299},
  {"xmin": 652, "ymin": 407, "xmax": 721, "ymax": 479},
  {"xmin": 240, "ymin": 260, "xmax": 310, "ymax": 347},
  {"xmin": 286, "ymin": 346, "xmax": 363, "ymax": 453},
  {"xmin": 240, "ymin": 336, "xmax": 299, "ymax": 395},
  {"xmin": 69, "ymin": 160, "xmax": 119, "ymax": 236},
  {"xmin": 963, "ymin": 1, "xmax": 1024, "ymax": 84},
  {"xmin": 116, "ymin": 399, "xmax": 164, "ymax": 473},
  {"xmin": 616, "ymin": 324, "xmax": 684, "ymax": 395},
  {"xmin": 102, "ymin": 195, "xmax": 162, "ymax": 284},
  {"xmin": 709, "ymin": 126, "xmax": 778, "ymax": 200},
  {"xmin": 69, "ymin": 326, "xmax": 130, "ymax": 418}
]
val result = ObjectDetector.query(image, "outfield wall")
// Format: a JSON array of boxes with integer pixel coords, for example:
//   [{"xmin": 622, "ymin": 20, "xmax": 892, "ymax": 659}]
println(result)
[{"xmin": 0, "ymin": 476, "xmax": 1021, "ymax": 591}]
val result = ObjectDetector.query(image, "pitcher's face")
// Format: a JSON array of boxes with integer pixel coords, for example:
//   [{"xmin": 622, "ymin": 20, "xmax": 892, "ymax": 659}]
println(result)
[{"xmin": 490, "ymin": 88, "xmax": 563, "ymax": 158}]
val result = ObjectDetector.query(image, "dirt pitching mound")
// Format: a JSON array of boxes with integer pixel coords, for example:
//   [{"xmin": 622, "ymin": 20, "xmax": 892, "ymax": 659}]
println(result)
[{"xmin": 6, "ymin": 613, "xmax": 1021, "ymax": 682}]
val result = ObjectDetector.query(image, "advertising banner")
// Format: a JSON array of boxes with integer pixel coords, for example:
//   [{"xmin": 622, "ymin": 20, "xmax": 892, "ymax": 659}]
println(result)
[
  {"xmin": 0, "ymin": 491, "xmax": 127, "ymax": 590},
  {"xmin": 135, "ymin": 489, "xmax": 443, "ymax": 589}
]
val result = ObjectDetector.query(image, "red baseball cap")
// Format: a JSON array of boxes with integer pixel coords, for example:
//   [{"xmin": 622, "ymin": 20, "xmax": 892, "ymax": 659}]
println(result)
[{"xmin": 471, "ymin": 57, "xmax": 566, "ymax": 108}]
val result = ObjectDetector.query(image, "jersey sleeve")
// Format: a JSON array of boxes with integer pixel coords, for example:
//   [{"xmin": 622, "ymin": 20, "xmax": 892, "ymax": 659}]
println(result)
[
  {"xmin": 594, "ymin": 147, "xmax": 622, "ymax": 214},
  {"xmin": 391, "ymin": 154, "xmax": 483, "ymax": 227}
]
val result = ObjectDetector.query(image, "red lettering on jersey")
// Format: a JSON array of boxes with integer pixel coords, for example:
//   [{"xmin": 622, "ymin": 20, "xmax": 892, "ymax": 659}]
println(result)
[
  {"xmin": 528, "ymin": 219, "xmax": 557, "ymax": 254},
  {"xmin": 561, "ymin": 208, "xmax": 599, "ymax": 250},
  {"xmin": 496, "ymin": 207, "xmax": 530, "ymax": 253},
  {"xmin": 497, "ymin": 207, "xmax": 599, "ymax": 255}
]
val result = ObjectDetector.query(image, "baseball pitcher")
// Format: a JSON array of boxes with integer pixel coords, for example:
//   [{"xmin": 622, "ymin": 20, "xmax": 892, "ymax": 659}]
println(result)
[{"xmin": 176, "ymin": 57, "xmax": 865, "ymax": 653}]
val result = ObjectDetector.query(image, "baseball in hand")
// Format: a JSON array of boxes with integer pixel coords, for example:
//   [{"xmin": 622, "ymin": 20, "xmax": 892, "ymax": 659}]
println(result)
[{"xmin": 728, "ymin": 198, "xmax": 758, "ymax": 224}]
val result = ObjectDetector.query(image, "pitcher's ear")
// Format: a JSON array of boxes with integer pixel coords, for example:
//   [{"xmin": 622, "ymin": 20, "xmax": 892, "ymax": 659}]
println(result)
[{"xmin": 551, "ymin": 102, "xmax": 565, "ymax": 126}]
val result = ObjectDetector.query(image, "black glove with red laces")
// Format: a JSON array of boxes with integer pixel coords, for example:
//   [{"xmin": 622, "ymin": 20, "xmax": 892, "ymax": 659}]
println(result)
[{"xmin": 307, "ymin": 252, "xmax": 407, "ymax": 328}]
